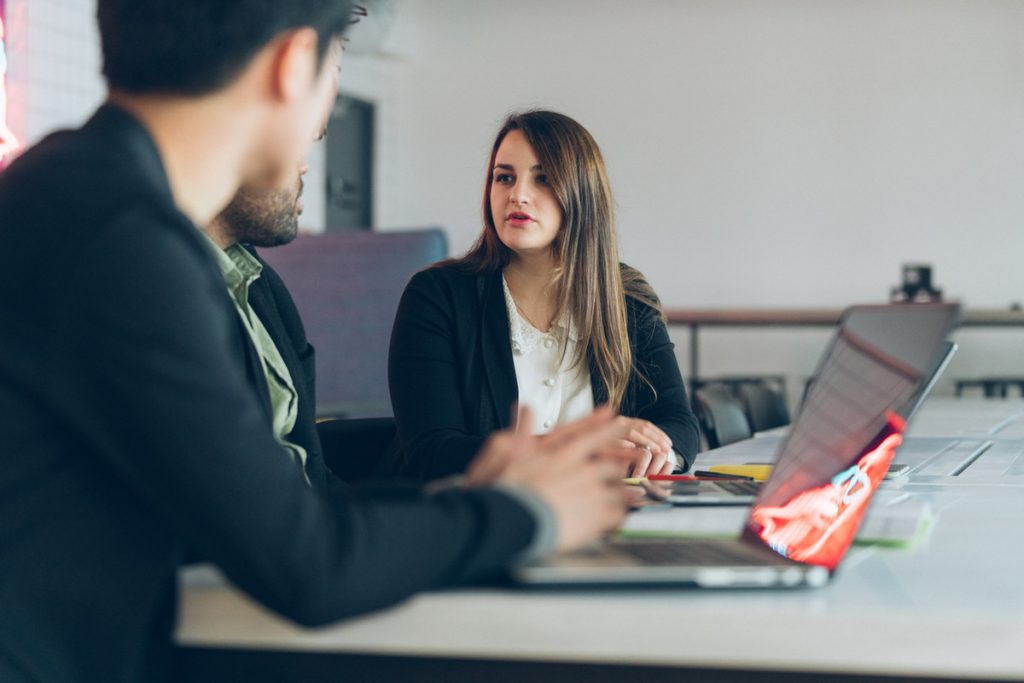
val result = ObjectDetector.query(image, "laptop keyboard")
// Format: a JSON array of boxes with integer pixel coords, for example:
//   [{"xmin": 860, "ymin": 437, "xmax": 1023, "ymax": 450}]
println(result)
[
  {"xmin": 613, "ymin": 539, "xmax": 781, "ymax": 566},
  {"xmin": 668, "ymin": 480, "xmax": 761, "ymax": 496},
  {"xmin": 714, "ymin": 481, "xmax": 761, "ymax": 495}
]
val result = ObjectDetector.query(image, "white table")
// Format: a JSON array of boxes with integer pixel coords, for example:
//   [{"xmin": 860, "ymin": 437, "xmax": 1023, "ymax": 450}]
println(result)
[
  {"xmin": 175, "ymin": 398, "xmax": 1024, "ymax": 682},
  {"xmin": 720, "ymin": 398, "xmax": 1024, "ymax": 486},
  {"xmin": 904, "ymin": 397, "xmax": 1024, "ymax": 439}
]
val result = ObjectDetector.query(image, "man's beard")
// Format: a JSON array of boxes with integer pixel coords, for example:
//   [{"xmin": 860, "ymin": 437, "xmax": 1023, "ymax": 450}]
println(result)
[{"xmin": 219, "ymin": 180, "xmax": 302, "ymax": 248}]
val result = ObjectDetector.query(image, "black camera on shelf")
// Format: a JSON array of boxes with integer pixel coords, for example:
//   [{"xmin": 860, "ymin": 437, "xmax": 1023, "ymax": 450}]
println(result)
[{"xmin": 891, "ymin": 263, "xmax": 942, "ymax": 303}]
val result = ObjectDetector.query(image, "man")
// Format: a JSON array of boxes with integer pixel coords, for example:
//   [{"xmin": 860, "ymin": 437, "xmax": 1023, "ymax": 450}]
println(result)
[
  {"xmin": 0, "ymin": 2, "xmax": 630, "ymax": 682},
  {"xmin": 205, "ymin": 160, "xmax": 380, "ymax": 489},
  {"xmin": 203, "ymin": 162, "xmax": 331, "ymax": 488}
]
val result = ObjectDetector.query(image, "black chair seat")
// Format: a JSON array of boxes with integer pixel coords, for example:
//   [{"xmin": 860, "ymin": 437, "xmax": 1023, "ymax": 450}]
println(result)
[{"xmin": 316, "ymin": 417, "xmax": 397, "ymax": 484}]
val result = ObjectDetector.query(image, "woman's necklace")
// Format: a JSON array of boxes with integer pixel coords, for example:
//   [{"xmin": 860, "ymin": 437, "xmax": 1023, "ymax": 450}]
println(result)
[
  {"xmin": 512, "ymin": 296, "xmax": 552, "ymax": 333},
  {"xmin": 505, "ymin": 275, "xmax": 556, "ymax": 332}
]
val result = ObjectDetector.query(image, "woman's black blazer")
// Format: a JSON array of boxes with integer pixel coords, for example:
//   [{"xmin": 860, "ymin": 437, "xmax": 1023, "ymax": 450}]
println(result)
[{"xmin": 384, "ymin": 263, "xmax": 700, "ymax": 480}]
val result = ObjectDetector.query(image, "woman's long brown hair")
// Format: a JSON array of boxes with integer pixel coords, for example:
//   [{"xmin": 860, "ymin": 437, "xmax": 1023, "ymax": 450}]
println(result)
[{"xmin": 448, "ymin": 110, "xmax": 662, "ymax": 409}]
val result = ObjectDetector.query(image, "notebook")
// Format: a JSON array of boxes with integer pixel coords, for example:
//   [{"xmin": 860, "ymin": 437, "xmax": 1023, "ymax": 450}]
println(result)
[{"xmin": 513, "ymin": 303, "xmax": 960, "ymax": 588}]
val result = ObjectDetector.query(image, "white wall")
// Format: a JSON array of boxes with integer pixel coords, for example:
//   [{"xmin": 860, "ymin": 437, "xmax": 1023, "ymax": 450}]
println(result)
[
  {"xmin": 4, "ymin": 0, "xmax": 104, "ymax": 148},
  {"xmin": 361, "ymin": 0, "xmax": 1024, "ymax": 400},
  {"xmin": 3, "ymin": 0, "xmax": 397, "ymax": 239},
  {"xmin": 378, "ymin": 0, "xmax": 1024, "ymax": 306},
  {"xmin": 8, "ymin": 0, "xmax": 1024, "ymax": 401}
]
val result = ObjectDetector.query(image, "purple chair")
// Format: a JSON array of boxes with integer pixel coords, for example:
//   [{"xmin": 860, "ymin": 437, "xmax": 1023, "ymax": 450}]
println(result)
[{"xmin": 260, "ymin": 228, "xmax": 448, "ymax": 419}]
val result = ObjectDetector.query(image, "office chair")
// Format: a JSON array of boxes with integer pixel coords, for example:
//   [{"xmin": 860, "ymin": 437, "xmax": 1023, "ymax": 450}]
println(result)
[
  {"xmin": 259, "ymin": 228, "xmax": 448, "ymax": 418},
  {"xmin": 316, "ymin": 417, "xmax": 397, "ymax": 484},
  {"xmin": 693, "ymin": 384, "xmax": 753, "ymax": 450},
  {"xmin": 954, "ymin": 377, "xmax": 1024, "ymax": 399},
  {"xmin": 737, "ymin": 382, "xmax": 790, "ymax": 433},
  {"xmin": 692, "ymin": 374, "xmax": 788, "ymax": 398}
]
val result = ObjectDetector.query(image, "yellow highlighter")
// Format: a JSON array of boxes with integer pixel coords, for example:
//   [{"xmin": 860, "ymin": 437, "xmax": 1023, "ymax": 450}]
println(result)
[{"xmin": 702, "ymin": 464, "xmax": 774, "ymax": 482}]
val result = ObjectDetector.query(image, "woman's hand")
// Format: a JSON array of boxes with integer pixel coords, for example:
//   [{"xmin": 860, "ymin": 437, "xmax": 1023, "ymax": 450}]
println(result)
[{"xmin": 611, "ymin": 417, "xmax": 675, "ymax": 478}]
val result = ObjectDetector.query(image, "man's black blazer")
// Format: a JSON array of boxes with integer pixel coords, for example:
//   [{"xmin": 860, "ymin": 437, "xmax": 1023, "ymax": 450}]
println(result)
[
  {"xmin": 0, "ymin": 106, "xmax": 538, "ymax": 683},
  {"xmin": 385, "ymin": 264, "xmax": 701, "ymax": 480}
]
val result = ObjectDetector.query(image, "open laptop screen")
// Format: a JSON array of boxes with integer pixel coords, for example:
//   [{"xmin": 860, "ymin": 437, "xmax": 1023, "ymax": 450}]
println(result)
[{"xmin": 742, "ymin": 304, "xmax": 959, "ymax": 570}]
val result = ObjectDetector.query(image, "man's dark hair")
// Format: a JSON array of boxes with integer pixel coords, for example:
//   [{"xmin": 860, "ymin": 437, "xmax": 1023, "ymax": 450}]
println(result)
[{"xmin": 98, "ymin": 0, "xmax": 355, "ymax": 95}]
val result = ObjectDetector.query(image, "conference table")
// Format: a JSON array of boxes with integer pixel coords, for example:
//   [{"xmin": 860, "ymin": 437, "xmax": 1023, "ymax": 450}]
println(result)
[{"xmin": 175, "ymin": 398, "xmax": 1024, "ymax": 682}]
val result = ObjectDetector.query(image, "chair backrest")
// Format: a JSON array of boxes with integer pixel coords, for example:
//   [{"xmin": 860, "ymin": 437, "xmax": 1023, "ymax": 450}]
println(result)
[
  {"xmin": 259, "ymin": 228, "xmax": 448, "ymax": 418},
  {"xmin": 693, "ymin": 384, "xmax": 753, "ymax": 449},
  {"xmin": 737, "ymin": 382, "xmax": 791, "ymax": 433}
]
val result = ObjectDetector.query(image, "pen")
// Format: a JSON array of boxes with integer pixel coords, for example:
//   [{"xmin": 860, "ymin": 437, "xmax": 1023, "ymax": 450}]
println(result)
[
  {"xmin": 647, "ymin": 474, "xmax": 701, "ymax": 482},
  {"xmin": 692, "ymin": 470, "xmax": 757, "ymax": 481}
]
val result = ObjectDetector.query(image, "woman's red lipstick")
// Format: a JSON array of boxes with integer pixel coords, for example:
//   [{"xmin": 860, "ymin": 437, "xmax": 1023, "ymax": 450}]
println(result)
[{"xmin": 506, "ymin": 211, "xmax": 534, "ymax": 227}]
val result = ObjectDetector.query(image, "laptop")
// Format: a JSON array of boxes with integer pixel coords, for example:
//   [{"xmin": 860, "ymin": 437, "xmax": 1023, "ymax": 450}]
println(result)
[
  {"xmin": 661, "ymin": 339, "xmax": 960, "ymax": 506},
  {"xmin": 513, "ymin": 303, "xmax": 960, "ymax": 588},
  {"xmin": 658, "ymin": 478, "xmax": 762, "ymax": 506}
]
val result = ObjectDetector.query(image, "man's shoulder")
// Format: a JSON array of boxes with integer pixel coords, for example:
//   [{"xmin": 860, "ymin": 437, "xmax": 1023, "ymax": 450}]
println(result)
[
  {"xmin": 6, "ymin": 109, "xmax": 154, "ymax": 189},
  {"xmin": 9, "ymin": 115, "xmax": 198, "ymax": 246}
]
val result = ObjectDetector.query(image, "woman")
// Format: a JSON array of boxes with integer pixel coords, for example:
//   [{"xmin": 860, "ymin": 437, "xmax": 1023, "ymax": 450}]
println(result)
[{"xmin": 385, "ymin": 110, "xmax": 699, "ymax": 481}]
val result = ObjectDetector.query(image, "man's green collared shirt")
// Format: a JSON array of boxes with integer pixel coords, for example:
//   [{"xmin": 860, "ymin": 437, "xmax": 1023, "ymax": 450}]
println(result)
[{"xmin": 204, "ymin": 235, "xmax": 310, "ymax": 485}]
